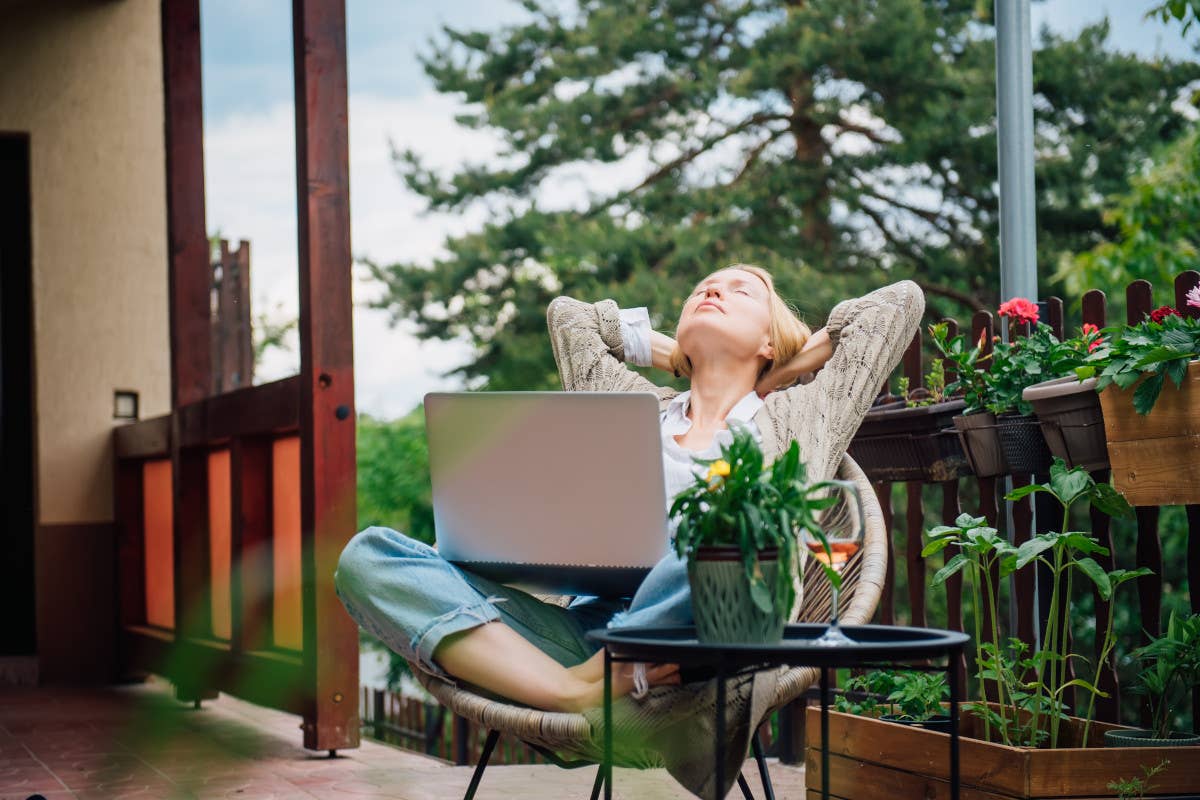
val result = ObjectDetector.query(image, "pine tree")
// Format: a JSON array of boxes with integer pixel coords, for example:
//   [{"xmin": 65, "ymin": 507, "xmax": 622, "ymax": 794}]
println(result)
[{"xmin": 367, "ymin": 0, "xmax": 1198, "ymax": 390}]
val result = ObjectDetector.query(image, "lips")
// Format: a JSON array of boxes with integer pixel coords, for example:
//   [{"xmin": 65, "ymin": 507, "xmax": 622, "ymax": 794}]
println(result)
[{"xmin": 696, "ymin": 300, "xmax": 724, "ymax": 313}]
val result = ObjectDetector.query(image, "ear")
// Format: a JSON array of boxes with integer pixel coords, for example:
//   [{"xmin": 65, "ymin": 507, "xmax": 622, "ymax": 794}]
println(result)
[{"xmin": 758, "ymin": 339, "xmax": 775, "ymax": 361}]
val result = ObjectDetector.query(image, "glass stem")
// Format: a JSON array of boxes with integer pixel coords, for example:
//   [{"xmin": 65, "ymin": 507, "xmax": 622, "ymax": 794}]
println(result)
[{"xmin": 830, "ymin": 586, "xmax": 840, "ymax": 629}]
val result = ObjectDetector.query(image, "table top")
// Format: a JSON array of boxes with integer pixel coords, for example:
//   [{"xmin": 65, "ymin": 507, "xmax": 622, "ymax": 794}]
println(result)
[{"xmin": 586, "ymin": 623, "xmax": 969, "ymax": 668}]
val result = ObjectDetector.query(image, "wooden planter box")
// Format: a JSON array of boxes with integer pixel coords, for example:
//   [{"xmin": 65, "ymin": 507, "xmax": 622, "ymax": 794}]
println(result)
[
  {"xmin": 805, "ymin": 707, "xmax": 1200, "ymax": 799},
  {"xmin": 1099, "ymin": 359, "xmax": 1200, "ymax": 506}
]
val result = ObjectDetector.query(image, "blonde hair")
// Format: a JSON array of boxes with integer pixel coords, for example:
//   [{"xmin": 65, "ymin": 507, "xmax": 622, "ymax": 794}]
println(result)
[{"xmin": 669, "ymin": 264, "xmax": 811, "ymax": 380}]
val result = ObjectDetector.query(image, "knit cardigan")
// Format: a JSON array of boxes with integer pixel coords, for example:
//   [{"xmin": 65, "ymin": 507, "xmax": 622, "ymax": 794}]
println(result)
[{"xmin": 545, "ymin": 279, "xmax": 925, "ymax": 799}]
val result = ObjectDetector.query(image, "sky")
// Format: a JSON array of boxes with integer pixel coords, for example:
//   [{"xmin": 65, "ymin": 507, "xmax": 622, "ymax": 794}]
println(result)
[{"xmin": 199, "ymin": 0, "xmax": 1196, "ymax": 420}]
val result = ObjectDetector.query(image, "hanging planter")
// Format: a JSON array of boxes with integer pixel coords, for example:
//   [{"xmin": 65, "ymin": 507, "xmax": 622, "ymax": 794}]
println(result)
[
  {"xmin": 1098, "ymin": 360, "xmax": 1200, "ymax": 506},
  {"xmin": 848, "ymin": 398, "xmax": 970, "ymax": 483},
  {"xmin": 994, "ymin": 412, "xmax": 1054, "ymax": 475},
  {"xmin": 952, "ymin": 410, "xmax": 1008, "ymax": 478},
  {"xmin": 1022, "ymin": 376, "xmax": 1109, "ymax": 472}
]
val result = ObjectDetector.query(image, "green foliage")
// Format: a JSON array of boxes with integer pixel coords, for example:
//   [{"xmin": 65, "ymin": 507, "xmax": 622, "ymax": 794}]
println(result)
[
  {"xmin": 1148, "ymin": 0, "xmax": 1200, "ymax": 34},
  {"xmin": 1081, "ymin": 314, "xmax": 1200, "ymax": 415},
  {"xmin": 924, "ymin": 459, "xmax": 1135, "ymax": 748},
  {"xmin": 669, "ymin": 425, "xmax": 837, "ymax": 616},
  {"xmin": 1107, "ymin": 759, "xmax": 1171, "ymax": 800},
  {"xmin": 836, "ymin": 669, "xmax": 949, "ymax": 722},
  {"xmin": 929, "ymin": 322, "xmax": 992, "ymax": 414},
  {"xmin": 356, "ymin": 410, "xmax": 435, "ymax": 543},
  {"xmin": 982, "ymin": 322, "xmax": 1095, "ymax": 415},
  {"xmin": 1129, "ymin": 611, "xmax": 1200, "ymax": 739},
  {"xmin": 900, "ymin": 359, "xmax": 948, "ymax": 408},
  {"xmin": 1055, "ymin": 129, "xmax": 1200, "ymax": 308},
  {"xmin": 368, "ymin": 2, "xmax": 1198, "ymax": 389},
  {"xmin": 930, "ymin": 317, "xmax": 1102, "ymax": 416}
]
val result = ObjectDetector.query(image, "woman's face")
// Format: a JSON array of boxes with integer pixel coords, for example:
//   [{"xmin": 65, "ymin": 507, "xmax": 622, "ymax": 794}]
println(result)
[{"xmin": 676, "ymin": 268, "xmax": 774, "ymax": 366}]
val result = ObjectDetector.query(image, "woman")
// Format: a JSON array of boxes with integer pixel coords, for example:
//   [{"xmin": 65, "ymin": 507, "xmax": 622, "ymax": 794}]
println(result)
[{"xmin": 334, "ymin": 267, "xmax": 923, "ymax": 765}]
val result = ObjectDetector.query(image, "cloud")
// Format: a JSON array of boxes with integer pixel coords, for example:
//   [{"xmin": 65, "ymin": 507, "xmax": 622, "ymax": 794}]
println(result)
[{"xmin": 205, "ymin": 91, "xmax": 502, "ymax": 419}]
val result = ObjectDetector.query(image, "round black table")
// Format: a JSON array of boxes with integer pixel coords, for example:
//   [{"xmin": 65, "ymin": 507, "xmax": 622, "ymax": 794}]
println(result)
[{"xmin": 586, "ymin": 623, "xmax": 970, "ymax": 800}]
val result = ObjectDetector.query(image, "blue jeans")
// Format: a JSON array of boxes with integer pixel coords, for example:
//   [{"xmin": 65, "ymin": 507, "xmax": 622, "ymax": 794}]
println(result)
[{"xmin": 334, "ymin": 526, "xmax": 693, "ymax": 679}]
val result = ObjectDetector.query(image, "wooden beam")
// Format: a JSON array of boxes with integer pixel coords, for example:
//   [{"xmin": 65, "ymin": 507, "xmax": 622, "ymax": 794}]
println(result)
[
  {"xmin": 177, "ymin": 376, "xmax": 301, "ymax": 447},
  {"xmin": 162, "ymin": 0, "xmax": 211, "ymax": 408},
  {"xmin": 114, "ymin": 416, "xmax": 171, "ymax": 459},
  {"xmin": 293, "ymin": 0, "xmax": 359, "ymax": 752}
]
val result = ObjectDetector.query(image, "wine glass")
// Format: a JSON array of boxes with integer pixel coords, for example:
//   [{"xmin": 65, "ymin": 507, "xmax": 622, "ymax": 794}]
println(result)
[{"xmin": 801, "ymin": 479, "xmax": 865, "ymax": 646}]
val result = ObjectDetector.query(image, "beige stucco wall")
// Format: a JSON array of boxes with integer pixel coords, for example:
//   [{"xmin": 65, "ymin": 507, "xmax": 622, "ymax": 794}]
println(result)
[{"xmin": 0, "ymin": 0, "xmax": 172, "ymax": 525}]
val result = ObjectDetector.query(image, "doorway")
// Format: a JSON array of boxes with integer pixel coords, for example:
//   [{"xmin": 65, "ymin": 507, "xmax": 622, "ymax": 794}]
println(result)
[{"xmin": 0, "ymin": 133, "xmax": 36, "ymax": 661}]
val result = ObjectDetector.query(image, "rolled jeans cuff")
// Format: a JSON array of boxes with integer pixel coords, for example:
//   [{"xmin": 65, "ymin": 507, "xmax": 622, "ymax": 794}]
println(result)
[{"xmin": 409, "ymin": 597, "xmax": 505, "ymax": 678}]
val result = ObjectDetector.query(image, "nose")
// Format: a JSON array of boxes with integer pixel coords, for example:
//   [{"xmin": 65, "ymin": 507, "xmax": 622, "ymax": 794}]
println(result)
[{"xmin": 704, "ymin": 285, "xmax": 722, "ymax": 299}]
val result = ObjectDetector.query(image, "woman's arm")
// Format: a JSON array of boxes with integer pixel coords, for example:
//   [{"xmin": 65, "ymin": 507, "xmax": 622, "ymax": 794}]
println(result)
[
  {"xmin": 546, "ymin": 296, "xmax": 673, "ymax": 396},
  {"xmin": 755, "ymin": 327, "xmax": 833, "ymax": 397},
  {"xmin": 770, "ymin": 280, "xmax": 925, "ymax": 481}
]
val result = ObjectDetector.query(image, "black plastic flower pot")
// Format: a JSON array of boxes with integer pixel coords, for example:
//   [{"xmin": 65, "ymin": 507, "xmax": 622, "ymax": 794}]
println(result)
[
  {"xmin": 952, "ymin": 410, "xmax": 1008, "ymax": 478},
  {"xmin": 995, "ymin": 412, "xmax": 1054, "ymax": 475},
  {"xmin": 1022, "ymin": 376, "xmax": 1109, "ymax": 472},
  {"xmin": 848, "ymin": 399, "xmax": 968, "ymax": 483}
]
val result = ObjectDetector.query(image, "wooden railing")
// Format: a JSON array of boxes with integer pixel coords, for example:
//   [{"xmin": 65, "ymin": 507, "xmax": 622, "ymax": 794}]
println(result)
[
  {"xmin": 857, "ymin": 270, "xmax": 1200, "ymax": 726},
  {"xmin": 114, "ymin": 376, "xmax": 357, "ymax": 744}
]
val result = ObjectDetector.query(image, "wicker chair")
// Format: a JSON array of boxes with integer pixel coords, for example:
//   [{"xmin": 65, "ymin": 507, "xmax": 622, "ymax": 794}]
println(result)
[{"xmin": 413, "ymin": 452, "xmax": 888, "ymax": 800}]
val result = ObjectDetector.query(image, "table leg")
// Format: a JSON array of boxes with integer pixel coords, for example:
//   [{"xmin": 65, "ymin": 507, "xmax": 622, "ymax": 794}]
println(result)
[
  {"xmin": 820, "ymin": 667, "xmax": 830, "ymax": 800},
  {"xmin": 949, "ymin": 649, "xmax": 961, "ymax": 800},
  {"xmin": 604, "ymin": 648, "xmax": 612, "ymax": 800},
  {"xmin": 715, "ymin": 661, "xmax": 726, "ymax": 800}
]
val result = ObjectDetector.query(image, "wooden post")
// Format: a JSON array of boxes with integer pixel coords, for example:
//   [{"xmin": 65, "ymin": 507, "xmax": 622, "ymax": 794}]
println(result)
[
  {"xmin": 231, "ymin": 437, "xmax": 274, "ymax": 653},
  {"xmin": 162, "ymin": 0, "xmax": 211, "ymax": 409},
  {"xmin": 293, "ymin": 0, "xmax": 359, "ymax": 752},
  {"xmin": 162, "ymin": 0, "xmax": 216, "ymax": 704}
]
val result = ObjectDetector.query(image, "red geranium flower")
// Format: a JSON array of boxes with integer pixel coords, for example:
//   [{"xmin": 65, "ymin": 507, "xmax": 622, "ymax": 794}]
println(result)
[
  {"xmin": 1081, "ymin": 322, "xmax": 1104, "ymax": 353},
  {"xmin": 1149, "ymin": 305, "xmax": 1181, "ymax": 324},
  {"xmin": 998, "ymin": 297, "xmax": 1039, "ymax": 325}
]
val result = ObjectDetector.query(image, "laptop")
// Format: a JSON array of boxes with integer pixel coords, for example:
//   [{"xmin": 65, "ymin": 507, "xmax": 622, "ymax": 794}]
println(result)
[{"xmin": 423, "ymin": 391, "xmax": 669, "ymax": 596}]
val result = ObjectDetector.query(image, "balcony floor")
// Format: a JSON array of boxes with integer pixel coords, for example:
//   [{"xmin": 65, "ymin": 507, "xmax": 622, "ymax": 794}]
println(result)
[{"xmin": 0, "ymin": 676, "xmax": 806, "ymax": 799}]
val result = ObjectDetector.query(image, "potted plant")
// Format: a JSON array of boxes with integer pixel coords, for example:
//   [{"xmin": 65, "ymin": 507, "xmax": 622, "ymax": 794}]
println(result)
[
  {"xmin": 835, "ymin": 669, "xmax": 952, "ymax": 733},
  {"xmin": 1022, "ymin": 323, "xmax": 1110, "ymax": 472},
  {"xmin": 983, "ymin": 299, "xmax": 1098, "ymax": 475},
  {"xmin": 805, "ymin": 459, "xmax": 1200, "ymax": 798},
  {"xmin": 1104, "ymin": 611, "xmax": 1200, "ymax": 748},
  {"xmin": 1079, "ymin": 296, "xmax": 1200, "ymax": 506},
  {"xmin": 848, "ymin": 356, "xmax": 970, "ymax": 482},
  {"xmin": 930, "ymin": 323, "xmax": 1009, "ymax": 478},
  {"xmin": 670, "ymin": 425, "xmax": 836, "ymax": 643}
]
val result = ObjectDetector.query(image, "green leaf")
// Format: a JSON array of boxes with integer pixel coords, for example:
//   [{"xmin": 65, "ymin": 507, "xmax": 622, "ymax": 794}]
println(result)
[
  {"xmin": 1133, "ymin": 372, "xmax": 1166, "ymax": 415},
  {"xmin": 1076, "ymin": 557, "xmax": 1113, "ymax": 601},
  {"xmin": 1090, "ymin": 482, "xmax": 1134, "ymax": 519},
  {"xmin": 749, "ymin": 572, "xmax": 773, "ymax": 614},
  {"xmin": 1004, "ymin": 483, "xmax": 1049, "ymax": 502},
  {"xmin": 1015, "ymin": 536, "xmax": 1056, "ymax": 571},
  {"xmin": 1049, "ymin": 460, "xmax": 1092, "ymax": 507},
  {"xmin": 932, "ymin": 553, "xmax": 970, "ymax": 587},
  {"xmin": 921, "ymin": 537, "xmax": 955, "ymax": 557}
]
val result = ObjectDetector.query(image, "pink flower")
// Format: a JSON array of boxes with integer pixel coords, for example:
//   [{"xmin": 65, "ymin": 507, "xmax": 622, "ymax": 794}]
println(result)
[
  {"xmin": 1081, "ymin": 323, "xmax": 1104, "ymax": 353},
  {"xmin": 998, "ymin": 297, "xmax": 1039, "ymax": 325},
  {"xmin": 1149, "ymin": 305, "xmax": 1181, "ymax": 324},
  {"xmin": 1187, "ymin": 285, "xmax": 1200, "ymax": 309}
]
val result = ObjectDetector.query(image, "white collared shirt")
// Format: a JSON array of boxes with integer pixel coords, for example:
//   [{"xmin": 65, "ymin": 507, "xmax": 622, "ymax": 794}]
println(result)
[{"xmin": 619, "ymin": 307, "xmax": 764, "ymax": 522}]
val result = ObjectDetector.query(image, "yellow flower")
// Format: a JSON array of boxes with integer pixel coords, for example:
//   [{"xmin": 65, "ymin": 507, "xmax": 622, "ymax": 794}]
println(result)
[{"xmin": 706, "ymin": 460, "xmax": 731, "ymax": 481}]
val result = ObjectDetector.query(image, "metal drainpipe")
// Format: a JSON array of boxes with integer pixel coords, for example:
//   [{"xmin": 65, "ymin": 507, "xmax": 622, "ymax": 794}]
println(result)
[{"xmin": 995, "ymin": 0, "xmax": 1040, "ymax": 642}]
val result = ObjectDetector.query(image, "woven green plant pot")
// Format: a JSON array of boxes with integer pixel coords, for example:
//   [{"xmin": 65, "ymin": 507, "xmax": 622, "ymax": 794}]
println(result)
[{"xmin": 688, "ymin": 546, "xmax": 787, "ymax": 644}]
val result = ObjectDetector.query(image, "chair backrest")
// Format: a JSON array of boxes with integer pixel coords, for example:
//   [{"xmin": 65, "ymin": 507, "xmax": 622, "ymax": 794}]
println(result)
[{"xmin": 795, "ymin": 453, "xmax": 886, "ymax": 626}]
